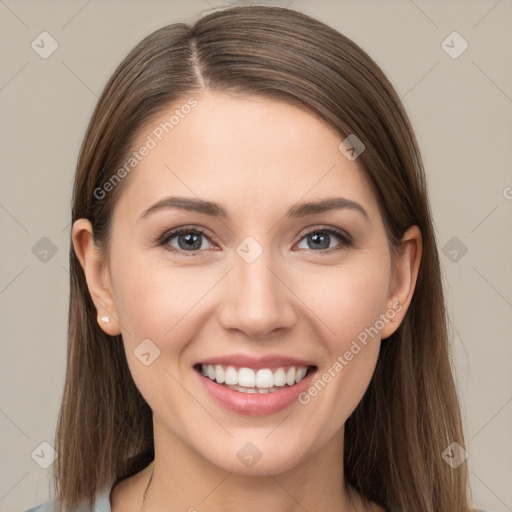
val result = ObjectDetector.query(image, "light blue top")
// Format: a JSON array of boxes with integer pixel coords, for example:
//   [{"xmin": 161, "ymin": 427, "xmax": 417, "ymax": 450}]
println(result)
[
  {"xmin": 24, "ymin": 484, "xmax": 112, "ymax": 512},
  {"xmin": 24, "ymin": 485, "xmax": 494, "ymax": 512}
]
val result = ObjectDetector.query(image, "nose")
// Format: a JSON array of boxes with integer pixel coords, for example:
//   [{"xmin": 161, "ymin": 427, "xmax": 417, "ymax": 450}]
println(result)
[{"xmin": 217, "ymin": 248, "xmax": 297, "ymax": 339}]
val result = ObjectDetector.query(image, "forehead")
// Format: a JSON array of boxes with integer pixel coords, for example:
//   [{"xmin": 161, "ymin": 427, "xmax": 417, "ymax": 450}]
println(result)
[{"xmin": 114, "ymin": 91, "xmax": 379, "ymax": 222}]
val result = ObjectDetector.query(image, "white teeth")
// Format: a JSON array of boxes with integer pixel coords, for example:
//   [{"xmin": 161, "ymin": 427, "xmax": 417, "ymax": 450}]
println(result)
[
  {"xmin": 225, "ymin": 366, "xmax": 238, "ymax": 385},
  {"xmin": 256, "ymin": 369, "xmax": 274, "ymax": 388},
  {"xmin": 273, "ymin": 367, "xmax": 286, "ymax": 387},
  {"xmin": 238, "ymin": 367, "xmax": 256, "ymax": 387},
  {"xmin": 225, "ymin": 384, "xmax": 284, "ymax": 394},
  {"xmin": 215, "ymin": 365, "xmax": 225, "ymax": 384},
  {"xmin": 295, "ymin": 367, "xmax": 307, "ymax": 383},
  {"xmin": 200, "ymin": 364, "xmax": 311, "ymax": 389}
]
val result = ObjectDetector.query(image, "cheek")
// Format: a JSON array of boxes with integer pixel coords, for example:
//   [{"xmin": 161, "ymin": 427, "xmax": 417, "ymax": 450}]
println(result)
[
  {"xmin": 294, "ymin": 253, "xmax": 390, "ymax": 409},
  {"xmin": 302, "ymin": 258, "xmax": 391, "ymax": 348},
  {"xmin": 109, "ymin": 255, "xmax": 196, "ymax": 416},
  {"xmin": 111, "ymin": 252, "xmax": 198, "ymax": 340},
  {"xmin": 112, "ymin": 241, "xmax": 391, "ymax": 350}
]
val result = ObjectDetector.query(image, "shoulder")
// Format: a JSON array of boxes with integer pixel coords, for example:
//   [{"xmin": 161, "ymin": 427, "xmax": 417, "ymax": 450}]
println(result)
[
  {"xmin": 23, "ymin": 484, "xmax": 112, "ymax": 512},
  {"xmin": 24, "ymin": 501, "xmax": 55, "ymax": 512}
]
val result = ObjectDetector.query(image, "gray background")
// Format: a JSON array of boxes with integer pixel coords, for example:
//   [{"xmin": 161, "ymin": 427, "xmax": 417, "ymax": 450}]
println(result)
[{"xmin": 1, "ymin": 1, "xmax": 511, "ymax": 511}]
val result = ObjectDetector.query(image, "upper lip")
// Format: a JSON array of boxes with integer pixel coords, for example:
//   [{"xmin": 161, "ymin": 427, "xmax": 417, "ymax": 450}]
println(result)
[{"xmin": 196, "ymin": 354, "xmax": 316, "ymax": 370}]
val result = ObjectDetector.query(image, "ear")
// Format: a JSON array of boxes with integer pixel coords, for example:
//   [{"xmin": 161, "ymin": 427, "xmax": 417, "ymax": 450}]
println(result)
[
  {"xmin": 72, "ymin": 218, "xmax": 121, "ymax": 336},
  {"xmin": 381, "ymin": 225, "xmax": 422, "ymax": 339}
]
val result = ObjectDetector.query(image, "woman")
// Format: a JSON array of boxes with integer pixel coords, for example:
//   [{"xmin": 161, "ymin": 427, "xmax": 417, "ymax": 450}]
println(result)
[{"xmin": 25, "ymin": 5, "xmax": 489, "ymax": 512}]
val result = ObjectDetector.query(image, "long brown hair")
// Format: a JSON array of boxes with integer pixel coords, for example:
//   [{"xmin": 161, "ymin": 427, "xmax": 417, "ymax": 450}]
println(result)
[{"xmin": 54, "ymin": 5, "xmax": 472, "ymax": 511}]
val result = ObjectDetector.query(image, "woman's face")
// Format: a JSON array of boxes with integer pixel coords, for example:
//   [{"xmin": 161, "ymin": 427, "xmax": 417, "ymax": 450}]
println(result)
[{"xmin": 78, "ymin": 91, "xmax": 418, "ymax": 476}]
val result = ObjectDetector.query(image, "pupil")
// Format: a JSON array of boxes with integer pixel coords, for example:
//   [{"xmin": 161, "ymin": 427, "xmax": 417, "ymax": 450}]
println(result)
[
  {"xmin": 310, "ymin": 232, "xmax": 329, "ymax": 250},
  {"xmin": 180, "ymin": 233, "xmax": 201, "ymax": 250}
]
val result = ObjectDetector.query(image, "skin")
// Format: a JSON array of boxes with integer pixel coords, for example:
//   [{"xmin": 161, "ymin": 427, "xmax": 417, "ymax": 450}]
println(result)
[{"xmin": 73, "ymin": 91, "xmax": 421, "ymax": 512}]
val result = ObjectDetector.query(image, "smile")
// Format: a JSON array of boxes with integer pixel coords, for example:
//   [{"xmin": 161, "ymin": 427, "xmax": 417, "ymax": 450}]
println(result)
[
  {"xmin": 199, "ymin": 364, "xmax": 311, "ymax": 393},
  {"xmin": 193, "ymin": 357, "xmax": 318, "ymax": 416}
]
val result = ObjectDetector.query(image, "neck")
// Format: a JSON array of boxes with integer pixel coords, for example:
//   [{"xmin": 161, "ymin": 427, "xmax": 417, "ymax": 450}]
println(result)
[{"xmin": 137, "ymin": 419, "xmax": 363, "ymax": 512}]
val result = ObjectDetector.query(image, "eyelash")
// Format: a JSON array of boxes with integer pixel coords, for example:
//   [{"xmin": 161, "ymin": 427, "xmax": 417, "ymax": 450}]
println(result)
[{"xmin": 156, "ymin": 225, "xmax": 353, "ymax": 257}]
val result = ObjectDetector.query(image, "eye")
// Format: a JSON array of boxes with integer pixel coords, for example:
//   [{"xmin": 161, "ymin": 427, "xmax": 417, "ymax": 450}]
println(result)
[
  {"xmin": 159, "ymin": 226, "xmax": 215, "ymax": 255},
  {"xmin": 157, "ymin": 225, "xmax": 352, "ymax": 256},
  {"xmin": 295, "ymin": 227, "xmax": 352, "ymax": 252}
]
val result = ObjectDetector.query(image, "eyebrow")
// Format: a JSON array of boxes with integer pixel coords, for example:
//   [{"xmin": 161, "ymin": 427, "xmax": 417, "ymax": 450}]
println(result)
[{"xmin": 139, "ymin": 196, "xmax": 369, "ymax": 221}]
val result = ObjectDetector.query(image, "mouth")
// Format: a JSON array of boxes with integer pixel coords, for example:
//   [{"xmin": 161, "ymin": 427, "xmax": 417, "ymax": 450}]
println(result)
[
  {"xmin": 194, "ymin": 363, "xmax": 317, "ymax": 394},
  {"xmin": 193, "ymin": 363, "xmax": 317, "ymax": 394},
  {"xmin": 194, "ymin": 362, "xmax": 318, "ymax": 416},
  {"xmin": 192, "ymin": 354, "xmax": 319, "ymax": 415}
]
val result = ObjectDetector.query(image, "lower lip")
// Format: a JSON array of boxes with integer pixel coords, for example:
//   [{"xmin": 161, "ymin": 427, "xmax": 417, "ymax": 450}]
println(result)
[{"xmin": 195, "ymin": 367, "xmax": 317, "ymax": 416}]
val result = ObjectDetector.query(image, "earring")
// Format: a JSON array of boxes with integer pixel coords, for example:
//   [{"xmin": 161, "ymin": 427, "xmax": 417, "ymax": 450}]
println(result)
[{"xmin": 101, "ymin": 315, "xmax": 110, "ymax": 324}]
